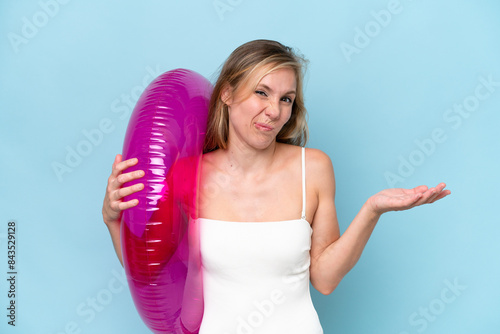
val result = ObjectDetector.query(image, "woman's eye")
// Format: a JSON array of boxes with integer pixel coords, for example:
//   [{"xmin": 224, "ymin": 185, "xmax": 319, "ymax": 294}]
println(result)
[
  {"xmin": 281, "ymin": 97, "xmax": 293, "ymax": 103},
  {"xmin": 255, "ymin": 90, "xmax": 267, "ymax": 96}
]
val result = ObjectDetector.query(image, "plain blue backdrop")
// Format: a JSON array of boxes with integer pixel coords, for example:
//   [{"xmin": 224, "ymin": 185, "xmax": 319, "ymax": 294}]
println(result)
[{"xmin": 1, "ymin": 1, "xmax": 499, "ymax": 333}]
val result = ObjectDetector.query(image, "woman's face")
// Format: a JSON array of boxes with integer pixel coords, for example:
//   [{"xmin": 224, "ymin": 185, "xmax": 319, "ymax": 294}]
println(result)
[{"xmin": 225, "ymin": 67, "xmax": 297, "ymax": 150}]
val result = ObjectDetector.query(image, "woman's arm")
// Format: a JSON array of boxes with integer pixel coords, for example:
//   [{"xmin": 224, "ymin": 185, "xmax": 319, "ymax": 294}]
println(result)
[
  {"xmin": 308, "ymin": 149, "xmax": 450, "ymax": 295},
  {"xmin": 102, "ymin": 154, "xmax": 144, "ymax": 266}
]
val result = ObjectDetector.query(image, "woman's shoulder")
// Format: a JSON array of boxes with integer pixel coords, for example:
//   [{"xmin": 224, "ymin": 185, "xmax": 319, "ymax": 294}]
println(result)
[
  {"xmin": 305, "ymin": 147, "xmax": 334, "ymax": 181},
  {"xmin": 304, "ymin": 147, "xmax": 331, "ymax": 164},
  {"xmin": 277, "ymin": 143, "xmax": 333, "ymax": 176},
  {"xmin": 201, "ymin": 149, "xmax": 220, "ymax": 167},
  {"xmin": 296, "ymin": 146, "xmax": 335, "ymax": 194},
  {"xmin": 276, "ymin": 143, "xmax": 332, "ymax": 165}
]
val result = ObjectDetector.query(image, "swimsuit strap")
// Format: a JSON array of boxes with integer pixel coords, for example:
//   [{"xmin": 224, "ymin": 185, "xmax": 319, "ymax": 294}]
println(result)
[{"xmin": 301, "ymin": 147, "xmax": 306, "ymax": 220}]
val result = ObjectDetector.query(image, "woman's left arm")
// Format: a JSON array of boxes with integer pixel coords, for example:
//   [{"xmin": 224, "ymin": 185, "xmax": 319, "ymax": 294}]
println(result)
[{"xmin": 308, "ymin": 149, "xmax": 450, "ymax": 295}]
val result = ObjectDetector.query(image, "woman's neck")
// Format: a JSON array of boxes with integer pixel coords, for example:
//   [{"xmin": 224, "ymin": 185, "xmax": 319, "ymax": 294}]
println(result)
[{"xmin": 222, "ymin": 140, "xmax": 280, "ymax": 175}]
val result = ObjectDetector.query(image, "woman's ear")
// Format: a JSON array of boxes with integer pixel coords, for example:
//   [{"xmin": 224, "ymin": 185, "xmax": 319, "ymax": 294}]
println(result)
[{"xmin": 221, "ymin": 85, "xmax": 232, "ymax": 106}]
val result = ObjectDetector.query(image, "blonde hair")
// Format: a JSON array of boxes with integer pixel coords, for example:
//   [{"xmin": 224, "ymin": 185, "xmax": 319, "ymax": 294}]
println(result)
[{"xmin": 204, "ymin": 40, "xmax": 309, "ymax": 153}]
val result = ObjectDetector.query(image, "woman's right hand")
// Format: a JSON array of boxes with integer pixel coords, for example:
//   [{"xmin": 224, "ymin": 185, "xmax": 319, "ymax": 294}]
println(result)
[{"xmin": 102, "ymin": 154, "xmax": 145, "ymax": 227}]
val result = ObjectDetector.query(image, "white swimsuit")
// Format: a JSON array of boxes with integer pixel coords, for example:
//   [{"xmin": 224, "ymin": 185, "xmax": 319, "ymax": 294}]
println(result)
[{"xmin": 198, "ymin": 147, "xmax": 323, "ymax": 334}]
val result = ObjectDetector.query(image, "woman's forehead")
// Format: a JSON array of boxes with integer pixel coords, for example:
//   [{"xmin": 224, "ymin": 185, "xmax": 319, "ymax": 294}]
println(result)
[
  {"xmin": 249, "ymin": 66, "xmax": 297, "ymax": 90},
  {"xmin": 258, "ymin": 68, "xmax": 296, "ymax": 86}
]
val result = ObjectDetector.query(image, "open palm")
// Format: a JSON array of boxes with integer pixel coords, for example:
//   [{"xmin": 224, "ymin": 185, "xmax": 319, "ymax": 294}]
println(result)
[{"xmin": 368, "ymin": 183, "xmax": 451, "ymax": 215}]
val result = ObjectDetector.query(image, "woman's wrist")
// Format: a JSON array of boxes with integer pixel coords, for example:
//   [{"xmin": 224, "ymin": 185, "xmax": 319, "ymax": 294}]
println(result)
[{"xmin": 362, "ymin": 198, "xmax": 383, "ymax": 223}]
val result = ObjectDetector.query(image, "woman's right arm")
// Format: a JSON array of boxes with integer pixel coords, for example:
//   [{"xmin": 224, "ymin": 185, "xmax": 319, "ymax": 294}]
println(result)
[{"xmin": 102, "ymin": 154, "xmax": 144, "ymax": 266}]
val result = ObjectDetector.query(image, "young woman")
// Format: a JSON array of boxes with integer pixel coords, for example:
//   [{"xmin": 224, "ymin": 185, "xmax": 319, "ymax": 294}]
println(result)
[{"xmin": 102, "ymin": 40, "xmax": 450, "ymax": 333}]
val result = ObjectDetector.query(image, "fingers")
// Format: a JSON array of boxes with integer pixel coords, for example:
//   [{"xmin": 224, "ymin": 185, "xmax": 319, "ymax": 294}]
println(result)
[
  {"xmin": 108, "ymin": 157, "xmax": 144, "ymax": 190},
  {"xmin": 115, "ymin": 153, "xmax": 122, "ymax": 164},
  {"xmin": 103, "ymin": 183, "xmax": 142, "ymax": 225},
  {"xmin": 114, "ymin": 198, "xmax": 140, "ymax": 211},
  {"xmin": 113, "ymin": 182, "xmax": 144, "ymax": 201},
  {"xmin": 111, "ymin": 156, "xmax": 139, "ymax": 177},
  {"xmin": 412, "ymin": 185, "xmax": 429, "ymax": 194},
  {"xmin": 427, "ymin": 183, "xmax": 448, "ymax": 202},
  {"xmin": 108, "ymin": 168, "xmax": 145, "ymax": 205},
  {"xmin": 430, "ymin": 189, "xmax": 451, "ymax": 203},
  {"xmin": 103, "ymin": 155, "xmax": 145, "ymax": 225},
  {"xmin": 415, "ymin": 183, "xmax": 449, "ymax": 206},
  {"xmin": 113, "ymin": 169, "xmax": 145, "ymax": 189},
  {"xmin": 110, "ymin": 154, "xmax": 122, "ymax": 175}
]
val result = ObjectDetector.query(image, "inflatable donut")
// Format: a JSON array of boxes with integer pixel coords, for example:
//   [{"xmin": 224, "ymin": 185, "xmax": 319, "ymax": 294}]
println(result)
[{"xmin": 121, "ymin": 69, "xmax": 212, "ymax": 333}]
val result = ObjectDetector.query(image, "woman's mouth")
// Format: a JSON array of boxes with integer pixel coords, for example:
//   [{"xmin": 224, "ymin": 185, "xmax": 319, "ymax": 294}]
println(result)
[{"xmin": 254, "ymin": 122, "xmax": 274, "ymax": 131}]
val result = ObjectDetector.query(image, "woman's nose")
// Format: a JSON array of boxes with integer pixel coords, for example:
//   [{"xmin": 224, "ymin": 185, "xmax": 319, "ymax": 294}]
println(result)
[{"xmin": 265, "ymin": 99, "xmax": 280, "ymax": 119}]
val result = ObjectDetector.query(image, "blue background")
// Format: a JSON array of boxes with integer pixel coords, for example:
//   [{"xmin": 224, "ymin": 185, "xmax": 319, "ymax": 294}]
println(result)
[{"xmin": 1, "ymin": 0, "xmax": 499, "ymax": 333}]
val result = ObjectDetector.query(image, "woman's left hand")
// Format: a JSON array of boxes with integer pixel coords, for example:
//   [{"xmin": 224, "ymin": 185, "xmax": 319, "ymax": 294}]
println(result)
[{"xmin": 368, "ymin": 183, "xmax": 451, "ymax": 215}]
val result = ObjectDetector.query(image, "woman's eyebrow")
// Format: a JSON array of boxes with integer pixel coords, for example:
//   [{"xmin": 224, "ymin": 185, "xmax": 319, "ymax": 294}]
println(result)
[{"xmin": 257, "ymin": 83, "xmax": 296, "ymax": 96}]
